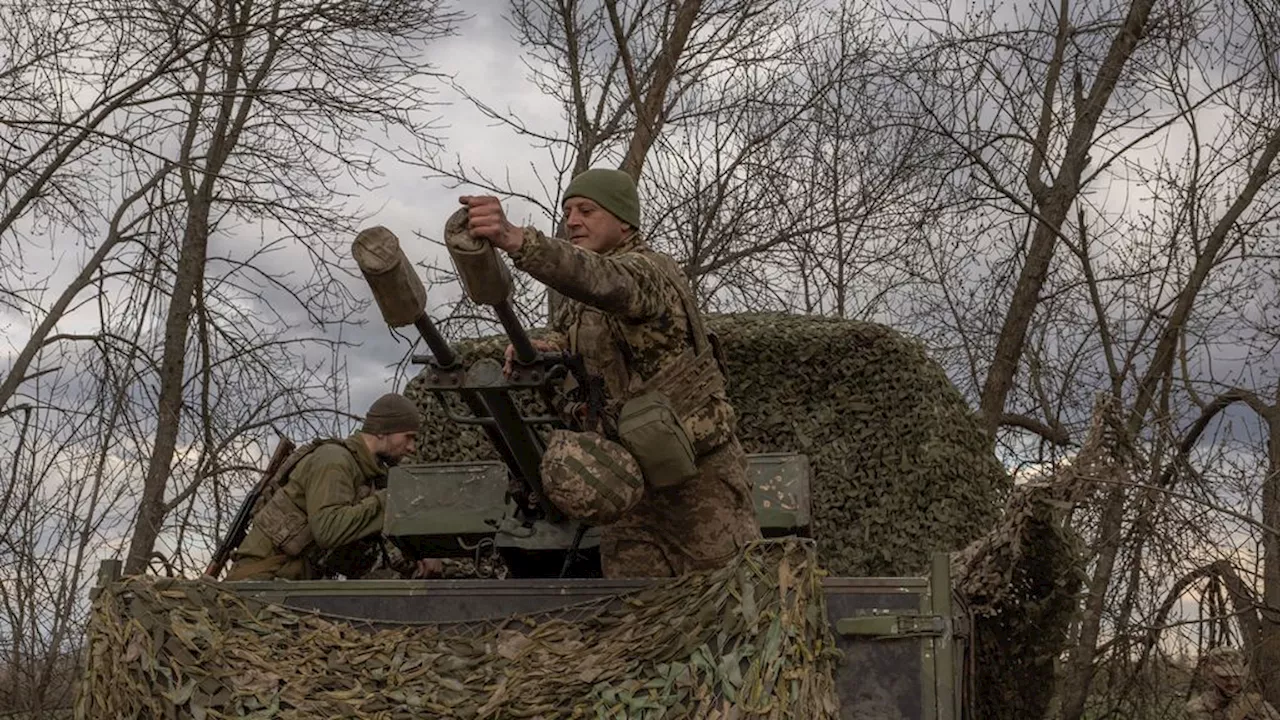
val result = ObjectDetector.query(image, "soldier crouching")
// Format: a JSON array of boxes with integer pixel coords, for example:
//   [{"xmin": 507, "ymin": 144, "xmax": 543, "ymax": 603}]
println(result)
[{"xmin": 224, "ymin": 393, "xmax": 442, "ymax": 581}]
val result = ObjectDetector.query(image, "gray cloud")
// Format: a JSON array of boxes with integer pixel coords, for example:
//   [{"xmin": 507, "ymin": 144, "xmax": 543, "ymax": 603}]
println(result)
[{"xmin": 326, "ymin": 0, "xmax": 577, "ymax": 413}]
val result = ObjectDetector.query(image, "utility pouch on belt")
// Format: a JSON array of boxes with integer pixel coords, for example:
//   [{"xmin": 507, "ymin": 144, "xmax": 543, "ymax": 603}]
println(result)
[
  {"xmin": 246, "ymin": 438, "xmax": 346, "ymax": 558},
  {"xmin": 617, "ymin": 344, "xmax": 728, "ymax": 488},
  {"xmin": 617, "ymin": 390, "xmax": 699, "ymax": 489},
  {"xmin": 254, "ymin": 492, "xmax": 314, "ymax": 557},
  {"xmin": 605, "ymin": 250, "xmax": 735, "ymax": 490}
]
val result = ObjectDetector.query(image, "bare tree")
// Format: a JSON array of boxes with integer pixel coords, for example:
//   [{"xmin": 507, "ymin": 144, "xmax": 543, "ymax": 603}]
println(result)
[
  {"xmin": 0, "ymin": 0, "xmax": 465, "ymax": 575},
  {"xmin": 0, "ymin": 0, "xmax": 461, "ymax": 703},
  {"xmin": 880, "ymin": 0, "xmax": 1170, "ymax": 443},
  {"xmin": 856, "ymin": 0, "xmax": 1280, "ymax": 717},
  {"xmin": 418, "ymin": 0, "xmax": 816, "ymax": 317}
]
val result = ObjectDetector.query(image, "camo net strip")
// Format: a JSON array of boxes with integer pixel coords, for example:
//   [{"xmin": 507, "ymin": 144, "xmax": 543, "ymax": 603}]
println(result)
[
  {"xmin": 75, "ymin": 539, "xmax": 841, "ymax": 719},
  {"xmin": 948, "ymin": 396, "xmax": 1124, "ymax": 720}
]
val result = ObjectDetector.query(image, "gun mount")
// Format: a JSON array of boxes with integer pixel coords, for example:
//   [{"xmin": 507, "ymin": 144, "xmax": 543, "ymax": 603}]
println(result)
[
  {"xmin": 352, "ymin": 220, "xmax": 591, "ymax": 578},
  {"xmin": 352, "ymin": 219, "xmax": 814, "ymax": 580}
]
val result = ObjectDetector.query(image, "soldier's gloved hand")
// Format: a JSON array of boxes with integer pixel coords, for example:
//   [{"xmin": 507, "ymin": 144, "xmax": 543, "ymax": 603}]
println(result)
[
  {"xmin": 504, "ymin": 338, "xmax": 558, "ymax": 377},
  {"xmin": 412, "ymin": 558, "xmax": 444, "ymax": 579},
  {"xmin": 459, "ymin": 195, "xmax": 524, "ymax": 253}
]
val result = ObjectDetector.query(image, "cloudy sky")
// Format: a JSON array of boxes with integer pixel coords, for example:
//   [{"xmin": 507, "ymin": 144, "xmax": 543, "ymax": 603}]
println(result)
[
  {"xmin": 4, "ymin": 0, "xmax": 1275, "ymax": 443},
  {"xmin": 326, "ymin": 0, "xmax": 578, "ymax": 416},
  {"xmin": 0, "ymin": 0, "xmax": 582, "ymax": 578},
  {"xmin": 4, "ymin": 0, "xmax": 1274, "ymax": 660},
  {"xmin": 0, "ymin": 0, "xmax": 581, "ymax": 459}
]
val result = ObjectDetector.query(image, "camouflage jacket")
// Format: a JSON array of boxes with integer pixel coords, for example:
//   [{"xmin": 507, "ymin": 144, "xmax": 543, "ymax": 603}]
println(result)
[
  {"xmin": 234, "ymin": 434, "xmax": 388, "ymax": 580},
  {"xmin": 1229, "ymin": 694, "xmax": 1280, "ymax": 720},
  {"xmin": 1187, "ymin": 691, "xmax": 1280, "ymax": 720},
  {"xmin": 510, "ymin": 229, "xmax": 735, "ymax": 451}
]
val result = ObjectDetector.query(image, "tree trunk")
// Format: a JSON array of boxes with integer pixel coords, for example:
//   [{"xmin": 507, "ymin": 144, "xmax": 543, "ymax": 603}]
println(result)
[
  {"xmin": 978, "ymin": 191, "xmax": 1073, "ymax": 440},
  {"xmin": 1057, "ymin": 485, "xmax": 1127, "ymax": 720},
  {"xmin": 123, "ymin": 0, "xmax": 277, "ymax": 572},
  {"xmin": 122, "ymin": 207, "xmax": 213, "ymax": 574},
  {"xmin": 978, "ymin": 0, "xmax": 1156, "ymax": 442},
  {"xmin": 618, "ymin": 0, "xmax": 701, "ymax": 181}
]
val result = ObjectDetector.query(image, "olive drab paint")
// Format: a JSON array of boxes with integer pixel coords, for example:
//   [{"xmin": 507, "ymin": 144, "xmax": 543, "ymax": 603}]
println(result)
[
  {"xmin": 408, "ymin": 313, "xmax": 1006, "ymax": 580},
  {"xmin": 226, "ymin": 436, "xmax": 388, "ymax": 581}
]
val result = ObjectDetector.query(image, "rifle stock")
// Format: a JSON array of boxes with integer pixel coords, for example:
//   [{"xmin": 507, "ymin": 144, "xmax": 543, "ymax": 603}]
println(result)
[{"xmin": 203, "ymin": 436, "xmax": 296, "ymax": 578}]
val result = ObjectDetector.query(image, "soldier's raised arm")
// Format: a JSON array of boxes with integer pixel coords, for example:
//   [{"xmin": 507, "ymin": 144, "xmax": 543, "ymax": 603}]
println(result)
[
  {"xmin": 509, "ymin": 230, "xmax": 666, "ymax": 321},
  {"xmin": 459, "ymin": 170, "xmax": 670, "ymax": 322}
]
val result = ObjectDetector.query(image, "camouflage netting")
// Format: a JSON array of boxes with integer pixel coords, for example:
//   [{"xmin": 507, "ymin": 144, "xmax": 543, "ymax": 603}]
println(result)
[
  {"xmin": 406, "ymin": 312, "xmax": 1010, "ymax": 577},
  {"xmin": 950, "ymin": 401, "xmax": 1125, "ymax": 720},
  {"xmin": 951, "ymin": 483, "xmax": 1082, "ymax": 720},
  {"xmin": 75, "ymin": 539, "xmax": 841, "ymax": 719}
]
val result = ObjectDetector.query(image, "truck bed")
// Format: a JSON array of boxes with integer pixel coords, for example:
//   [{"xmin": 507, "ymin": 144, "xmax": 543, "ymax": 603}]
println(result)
[{"xmin": 204, "ymin": 554, "xmax": 972, "ymax": 719}]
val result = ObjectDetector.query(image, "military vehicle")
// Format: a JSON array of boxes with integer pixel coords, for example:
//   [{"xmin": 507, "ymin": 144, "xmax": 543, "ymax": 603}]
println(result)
[{"xmin": 87, "ymin": 216, "xmax": 976, "ymax": 719}]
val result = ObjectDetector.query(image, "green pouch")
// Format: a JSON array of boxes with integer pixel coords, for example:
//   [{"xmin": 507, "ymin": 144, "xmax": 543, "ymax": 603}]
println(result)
[
  {"xmin": 616, "ymin": 390, "xmax": 699, "ymax": 489},
  {"xmin": 254, "ymin": 493, "xmax": 313, "ymax": 557}
]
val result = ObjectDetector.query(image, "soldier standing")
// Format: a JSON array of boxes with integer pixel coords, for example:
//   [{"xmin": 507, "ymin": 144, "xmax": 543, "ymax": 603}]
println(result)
[
  {"xmin": 459, "ymin": 168, "xmax": 762, "ymax": 579},
  {"xmin": 225, "ymin": 393, "xmax": 442, "ymax": 581},
  {"xmin": 1185, "ymin": 647, "xmax": 1280, "ymax": 720}
]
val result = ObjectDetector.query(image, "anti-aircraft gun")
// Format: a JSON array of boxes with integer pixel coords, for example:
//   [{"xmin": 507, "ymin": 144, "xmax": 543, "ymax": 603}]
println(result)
[
  {"xmin": 331, "ymin": 217, "xmax": 972, "ymax": 715},
  {"xmin": 351, "ymin": 213, "xmax": 605, "ymax": 577},
  {"xmin": 352, "ymin": 211, "xmax": 812, "ymax": 579}
]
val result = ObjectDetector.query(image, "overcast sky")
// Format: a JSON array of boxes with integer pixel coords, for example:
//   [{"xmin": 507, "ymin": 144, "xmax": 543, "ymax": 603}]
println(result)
[
  {"xmin": 3, "ymin": 0, "xmax": 1271, "ymax": 650},
  {"xmin": 0, "ymin": 0, "xmax": 566, "ymax": 444},
  {"xmin": 279, "ymin": 0, "xmax": 571, "ymax": 419},
  {"xmin": 3, "ymin": 0, "xmax": 1275, "ymax": 440}
]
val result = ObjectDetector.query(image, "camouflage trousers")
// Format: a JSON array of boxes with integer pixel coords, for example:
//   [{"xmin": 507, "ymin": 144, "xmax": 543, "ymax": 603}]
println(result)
[
  {"xmin": 600, "ymin": 435, "xmax": 761, "ymax": 578},
  {"xmin": 1187, "ymin": 690, "xmax": 1280, "ymax": 720}
]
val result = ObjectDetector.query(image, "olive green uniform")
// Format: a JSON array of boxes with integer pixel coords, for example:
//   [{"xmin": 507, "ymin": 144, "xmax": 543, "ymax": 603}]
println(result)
[
  {"xmin": 226, "ymin": 435, "xmax": 388, "ymax": 581},
  {"xmin": 511, "ymin": 228, "xmax": 761, "ymax": 578}
]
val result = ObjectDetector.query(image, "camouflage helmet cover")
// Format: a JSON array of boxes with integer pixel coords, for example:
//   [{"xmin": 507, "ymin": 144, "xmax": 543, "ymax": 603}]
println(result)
[
  {"xmin": 1202, "ymin": 647, "xmax": 1247, "ymax": 680},
  {"xmin": 540, "ymin": 430, "xmax": 644, "ymax": 525}
]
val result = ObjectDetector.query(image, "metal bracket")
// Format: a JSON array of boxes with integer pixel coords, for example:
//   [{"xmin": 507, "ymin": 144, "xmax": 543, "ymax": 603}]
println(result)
[
  {"xmin": 413, "ymin": 356, "xmax": 566, "ymax": 391},
  {"xmin": 836, "ymin": 613, "xmax": 947, "ymax": 638}
]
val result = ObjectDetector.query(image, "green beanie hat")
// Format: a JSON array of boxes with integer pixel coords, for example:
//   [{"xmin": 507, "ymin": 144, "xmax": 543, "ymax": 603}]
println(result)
[
  {"xmin": 563, "ymin": 168, "xmax": 641, "ymax": 229},
  {"xmin": 361, "ymin": 393, "xmax": 420, "ymax": 435}
]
